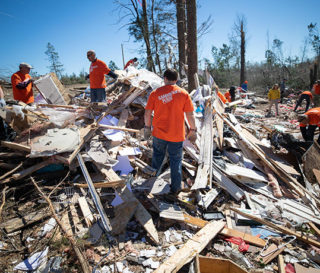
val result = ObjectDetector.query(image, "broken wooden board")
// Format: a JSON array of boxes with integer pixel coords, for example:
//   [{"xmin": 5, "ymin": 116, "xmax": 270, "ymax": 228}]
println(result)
[
  {"xmin": 295, "ymin": 263, "xmax": 320, "ymax": 273},
  {"xmin": 214, "ymin": 97, "xmax": 224, "ymax": 150},
  {"xmin": 0, "ymin": 141, "xmax": 31, "ymax": 153},
  {"xmin": 110, "ymin": 200, "xmax": 138, "ymax": 235},
  {"xmin": 224, "ymin": 163, "xmax": 268, "ymax": 184},
  {"xmin": 230, "ymin": 207, "xmax": 320, "ymax": 248},
  {"xmin": 182, "ymin": 213, "xmax": 266, "ymax": 247},
  {"xmin": 313, "ymin": 169, "xmax": 320, "ymax": 185},
  {"xmin": 257, "ymin": 243, "xmax": 285, "ymax": 264},
  {"xmin": 78, "ymin": 196, "xmax": 94, "ymax": 227},
  {"xmin": 0, "ymin": 208, "xmax": 51, "ymax": 233},
  {"xmin": 69, "ymin": 203, "xmax": 85, "ymax": 235},
  {"xmin": 116, "ymin": 184, "xmax": 159, "ymax": 244},
  {"xmin": 198, "ymin": 256, "xmax": 248, "ymax": 273},
  {"xmin": 154, "ymin": 220, "xmax": 225, "ymax": 273},
  {"xmin": 74, "ymin": 180, "xmax": 125, "ymax": 188},
  {"xmin": 212, "ymin": 164, "xmax": 245, "ymax": 201}
]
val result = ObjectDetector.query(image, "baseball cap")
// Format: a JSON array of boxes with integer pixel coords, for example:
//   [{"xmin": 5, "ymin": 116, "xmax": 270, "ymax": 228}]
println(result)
[{"xmin": 19, "ymin": 62, "xmax": 33, "ymax": 69}]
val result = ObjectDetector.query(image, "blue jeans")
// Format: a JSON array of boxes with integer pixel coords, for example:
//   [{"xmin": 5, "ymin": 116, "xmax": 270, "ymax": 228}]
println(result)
[
  {"xmin": 90, "ymin": 88, "xmax": 106, "ymax": 102},
  {"xmin": 152, "ymin": 136, "xmax": 183, "ymax": 193}
]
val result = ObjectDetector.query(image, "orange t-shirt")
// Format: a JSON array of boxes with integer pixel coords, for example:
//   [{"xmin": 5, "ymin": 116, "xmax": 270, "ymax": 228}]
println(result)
[
  {"xmin": 301, "ymin": 91, "xmax": 313, "ymax": 99},
  {"xmin": 300, "ymin": 107, "xmax": 320, "ymax": 127},
  {"xmin": 145, "ymin": 84, "xmax": 194, "ymax": 142},
  {"xmin": 89, "ymin": 59, "xmax": 111, "ymax": 89},
  {"xmin": 224, "ymin": 91, "xmax": 231, "ymax": 102},
  {"xmin": 124, "ymin": 59, "xmax": 134, "ymax": 69},
  {"xmin": 11, "ymin": 71, "xmax": 34, "ymax": 104},
  {"xmin": 218, "ymin": 91, "xmax": 227, "ymax": 104},
  {"xmin": 313, "ymin": 84, "xmax": 320, "ymax": 95}
]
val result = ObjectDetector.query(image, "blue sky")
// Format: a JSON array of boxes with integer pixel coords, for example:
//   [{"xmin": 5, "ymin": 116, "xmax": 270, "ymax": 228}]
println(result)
[{"xmin": 0, "ymin": 0, "xmax": 319, "ymax": 77}]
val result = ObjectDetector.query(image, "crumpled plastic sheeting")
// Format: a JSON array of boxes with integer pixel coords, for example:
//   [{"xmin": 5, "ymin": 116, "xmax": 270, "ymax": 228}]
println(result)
[
  {"xmin": 126, "ymin": 67, "xmax": 163, "ymax": 90},
  {"xmin": 14, "ymin": 247, "xmax": 49, "ymax": 271}
]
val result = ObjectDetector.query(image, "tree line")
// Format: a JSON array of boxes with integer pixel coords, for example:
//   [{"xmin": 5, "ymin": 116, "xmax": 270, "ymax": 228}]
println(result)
[{"xmin": 23, "ymin": 1, "xmax": 320, "ymax": 92}]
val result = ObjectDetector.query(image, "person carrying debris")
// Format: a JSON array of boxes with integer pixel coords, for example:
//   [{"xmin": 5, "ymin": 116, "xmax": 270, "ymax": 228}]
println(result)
[
  {"xmin": 293, "ymin": 90, "xmax": 313, "ymax": 112},
  {"xmin": 312, "ymin": 79, "xmax": 320, "ymax": 107},
  {"xmin": 124, "ymin": 57, "xmax": 138, "ymax": 70},
  {"xmin": 267, "ymin": 84, "xmax": 280, "ymax": 117},
  {"xmin": 224, "ymin": 86, "xmax": 236, "ymax": 103},
  {"xmin": 86, "ymin": 50, "xmax": 118, "ymax": 102},
  {"xmin": 298, "ymin": 107, "xmax": 320, "ymax": 144},
  {"xmin": 11, "ymin": 63, "xmax": 34, "ymax": 105},
  {"xmin": 144, "ymin": 69, "xmax": 196, "ymax": 195}
]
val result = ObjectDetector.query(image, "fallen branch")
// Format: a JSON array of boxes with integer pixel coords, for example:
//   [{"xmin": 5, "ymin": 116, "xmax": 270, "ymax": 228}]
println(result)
[{"xmin": 30, "ymin": 177, "xmax": 90, "ymax": 273}]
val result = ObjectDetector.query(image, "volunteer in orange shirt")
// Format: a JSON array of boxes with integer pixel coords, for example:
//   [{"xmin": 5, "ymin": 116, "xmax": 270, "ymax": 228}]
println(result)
[
  {"xmin": 144, "ymin": 69, "xmax": 196, "ymax": 195},
  {"xmin": 124, "ymin": 57, "xmax": 138, "ymax": 69},
  {"xmin": 312, "ymin": 79, "xmax": 320, "ymax": 107},
  {"xmin": 298, "ymin": 107, "xmax": 320, "ymax": 144},
  {"xmin": 11, "ymin": 63, "xmax": 34, "ymax": 105},
  {"xmin": 294, "ymin": 91, "xmax": 313, "ymax": 112},
  {"xmin": 87, "ymin": 50, "xmax": 118, "ymax": 102}
]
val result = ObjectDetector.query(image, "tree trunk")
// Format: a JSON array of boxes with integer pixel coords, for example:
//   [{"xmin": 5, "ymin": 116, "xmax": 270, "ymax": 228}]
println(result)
[
  {"xmin": 142, "ymin": 0, "xmax": 156, "ymax": 72},
  {"xmin": 186, "ymin": 0, "xmax": 197, "ymax": 92},
  {"xmin": 176, "ymin": 0, "xmax": 187, "ymax": 78},
  {"xmin": 240, "ymin": 21, "xmax": 246, "ymax": 86},
  {"xmin": 151, "ymin": 0, "xmax": 162, "ymax": 74}
]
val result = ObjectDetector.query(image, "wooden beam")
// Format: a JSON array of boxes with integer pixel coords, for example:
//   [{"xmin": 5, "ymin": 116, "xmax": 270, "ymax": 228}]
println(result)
[
  {"xmin": 154, "ymin": 220, "xmax": 225, "ymax": 273},
  {"xmin": 74, "ymin": 180, "xmax": 126, "ymax": 188},
  {"xmin": 98, "ymin": 124, "xmax": 140, "ymax": 133},
  {"xmin": 182, "ymin": 213, "xmax": 266, "ymax": 247},
  {"xmin": 230, "ymin": 207, "xmax": 320, "ymax": 248},
  {"xmin": 0, "ymin": 141, "xmax": 31, "ymax": 153},
  {"xmin": 78, "ymin": 196, "xmax": 94, "ymax": 227}
]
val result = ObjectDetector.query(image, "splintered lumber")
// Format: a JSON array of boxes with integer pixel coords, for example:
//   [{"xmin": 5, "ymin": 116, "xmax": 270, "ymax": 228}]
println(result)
[
  {"xmin": 74, "ymin": 180, "xmax": 125, "ymax": 188},
  {"xmin": 214, "ymin": 97, "xmax": 224, "ymax": 150},
  {"xmin": 69, "ymin": 203, "xmax": 85, "ymax": 234},
  {"xmin": 154, "ymin": 220, "xmax": 225, "ymax": 273},
  {"xmin": 182, "ymin": 213, "xmax": 266, "ymax": 247},
  {"xmin": 30, "ymin": 177, "xmax": 90, "ymax": 273},
  {"xmin": 308, "ymin": 222, "xmax": 320, "ymax": 237},
  {"xmin": 77, "ymin": 154, "xmax": 112, "ymax": 233},
  {"xmin": 258, "ymin": 243, "xmax": 285, "ymax": 264},
  {"xmin": 278, "ymin": 255, "xmax": 286, "ymax": 273},
  {"xmin": 230, "ymin": 207, "xmax": 320, "ymax": 248},
  {"xmin": 192, "ymin": 104, "xmax": 213, "ymax": 190},
  {"xmin": 98, "ymin": 124, "xmax": 140, "ymax": 133},
  {"xmin": 0, "ymin": 141, "xmax": 31, "ymax": 153},
  {"xmin": 78, "ymin": 197, "xmax": 94, "ymax": 227},
  {"xmin": 12, "ymin": 160, "xmax": 51, "ymax": 181},
  {"xmin": 116, "ymin": 185, "xmax": 159, "ymax": 244},
  {"xmin": 0, "ymin": 208, "xmax": 51, "ymax": 233},
  {"xmin": 215, "ymin": 111, "xmax": 305, "ymax": 198},
  {"xmin": 110, "ymin": 200, "xmax": 138, "ymax": 235},
  {"xmin": 212, "ymin": 164, "xmax": 245, "ymax": 201}
]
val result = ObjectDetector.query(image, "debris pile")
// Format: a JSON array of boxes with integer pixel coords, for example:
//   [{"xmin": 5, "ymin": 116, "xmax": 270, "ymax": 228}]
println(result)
[{"xmin": 0, "ymin": 67, "xmax": 320, "ymax": 273}]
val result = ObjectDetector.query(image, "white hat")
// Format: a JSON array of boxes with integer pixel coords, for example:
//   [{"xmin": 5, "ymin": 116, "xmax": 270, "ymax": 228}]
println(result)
[{"xmin": 19, "ymin": 62, "xmax": 33, "ymax": 69}]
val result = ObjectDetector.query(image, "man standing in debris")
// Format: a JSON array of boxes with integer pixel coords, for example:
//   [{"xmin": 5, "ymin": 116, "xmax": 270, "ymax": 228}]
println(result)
[
  {"xmin": 124, "ymin": 57, "xmax": 138, "ymax": 70},
  {"xmin": 312, "ymin": 80, "xmax": 320, "ymax": 107},
  {"xmin": 87, "ymin": 50, "xmax": 118, "ymax": 102},
  {"xmin": 298, "ymin": 107, "xmax": 320, "ymax": 144},
  {"xmin": 11, "ymin": 63, "xmax": 34, "ymax": 105},
  {"xmin": 144, "ymin": 69, "xmax": 196, "ymax": 195}
]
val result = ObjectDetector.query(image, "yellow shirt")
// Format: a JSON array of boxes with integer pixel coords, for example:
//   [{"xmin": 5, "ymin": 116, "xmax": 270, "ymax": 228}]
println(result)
[{"xmin": 268, "ymin": 88, "xmax": 280, "ymax": 100}]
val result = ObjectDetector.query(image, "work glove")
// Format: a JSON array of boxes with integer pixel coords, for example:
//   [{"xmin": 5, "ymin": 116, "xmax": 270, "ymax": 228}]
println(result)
[
  {"xmin": 108, "ymin": 71, "xmax": 118, "ymax": 80},
  {"xmin": 144, "ymin": 126, "xmax": 151, "ymax": 140},
  {"xmin": 187, "ymin": 129, "xmax": 197, "ymax": 143}
]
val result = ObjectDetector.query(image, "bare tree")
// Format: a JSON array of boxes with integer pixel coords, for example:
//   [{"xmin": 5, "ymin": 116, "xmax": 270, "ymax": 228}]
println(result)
[
  {"xmin": 176, "ymin": 0, "xmax": 186, "ymax": 77},
  {"xmin": 186, "ymin": 0, "xmax": 197, "ymax": 92},
  {"xmin": 114, "ymin": 0, "xmax": 155, "ymax": 71},
  {"xmin": 231, "ymin": 15, "xmax": 247, "ymax": 86}
]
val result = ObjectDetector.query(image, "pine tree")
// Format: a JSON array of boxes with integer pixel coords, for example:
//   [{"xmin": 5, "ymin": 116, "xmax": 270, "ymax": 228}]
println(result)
[{"xmin": 45, "ymin": 42, "xmax": 64, "ymax": 78}]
